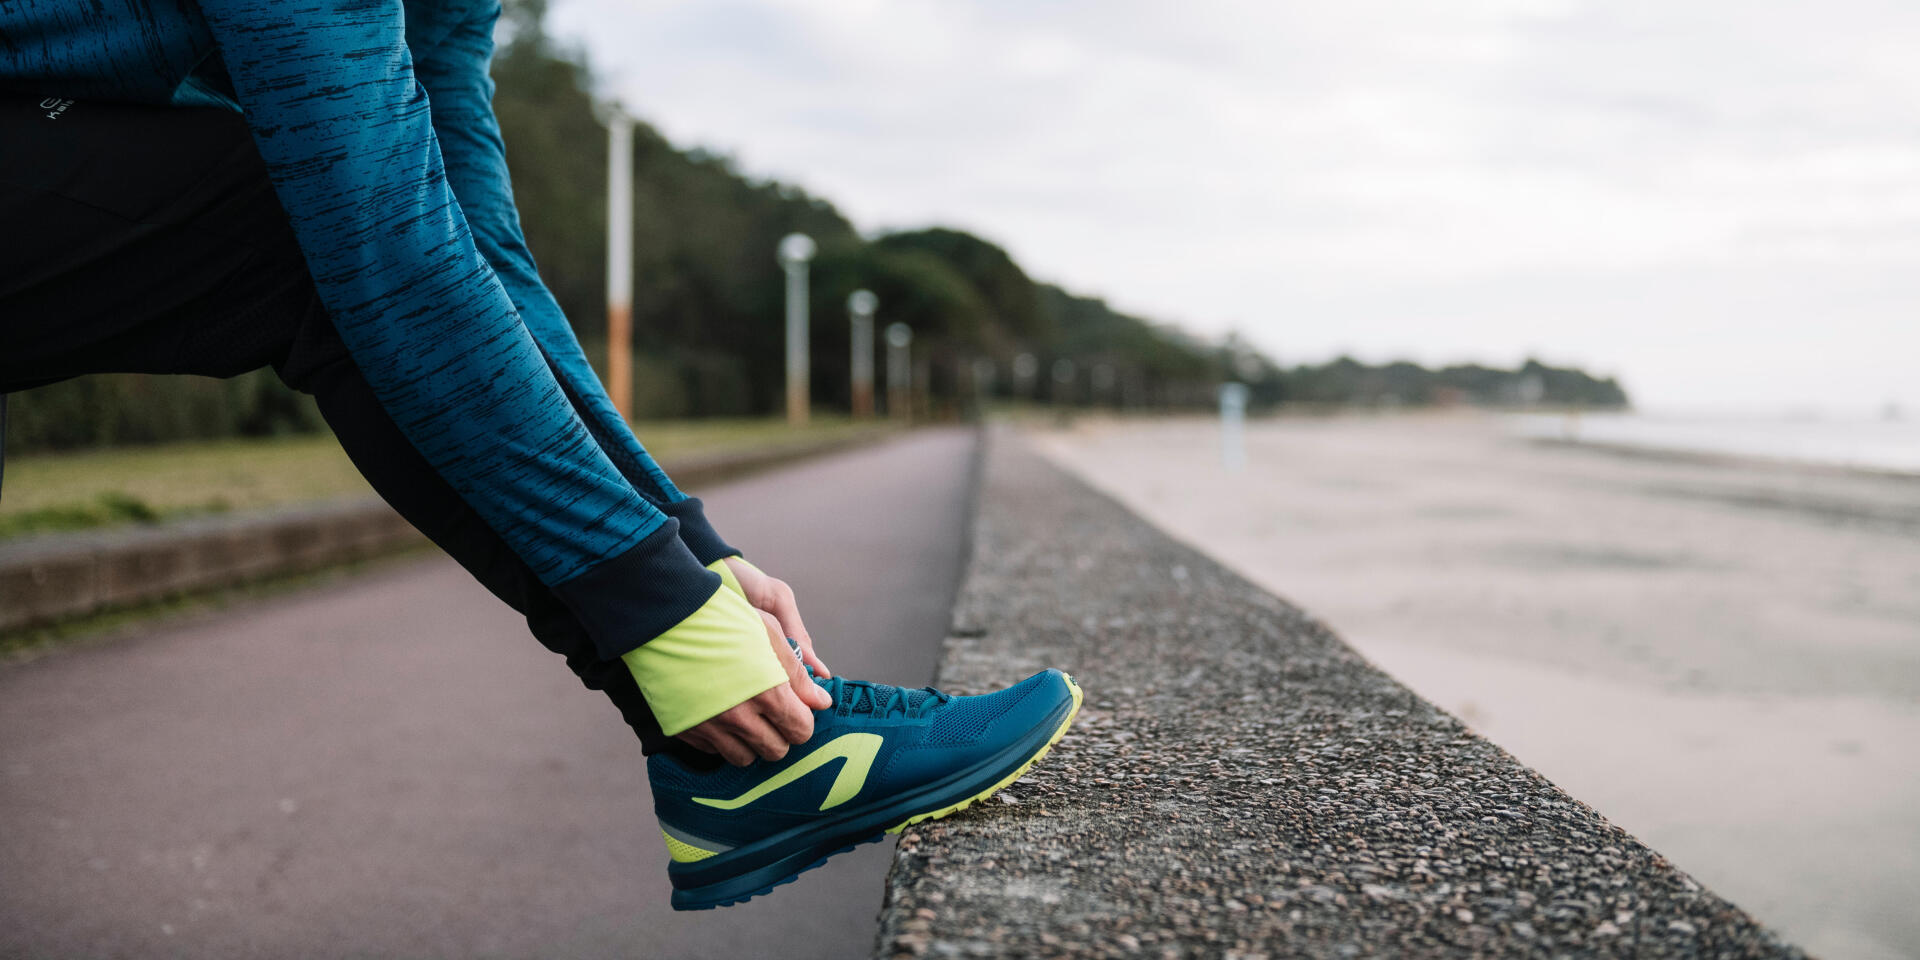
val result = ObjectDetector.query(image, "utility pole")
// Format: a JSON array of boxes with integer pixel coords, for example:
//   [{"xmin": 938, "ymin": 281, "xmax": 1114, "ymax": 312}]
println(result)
[
  {"xmin": 604, "ymin": 105, "xmax": 635, "ymax": 421},
  {"xmin": 847, "ymin": 289, "xmax": 878, "ymax": 419},
  {"xmin": 778, "ymin": 233, "xmax": 816, "ymax": 426}
]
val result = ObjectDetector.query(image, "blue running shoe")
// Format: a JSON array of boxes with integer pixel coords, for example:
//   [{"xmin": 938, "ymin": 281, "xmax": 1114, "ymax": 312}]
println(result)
[{"xmin": 649, "ymin": 667, "xmax": 1082, "ymax": 910}]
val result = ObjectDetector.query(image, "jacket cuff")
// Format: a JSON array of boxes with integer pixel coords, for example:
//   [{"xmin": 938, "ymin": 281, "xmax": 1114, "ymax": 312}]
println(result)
[
  {"xmin": 661, "ymin": 497, "xmax": 741, "ymax": 565},
  {"xmin": 620, "ymin": 583, "xmax": 789, "ymax": 736},
  {"xmin": 550, "ymin": 519, "xmax": 722, "ymax": 661}
]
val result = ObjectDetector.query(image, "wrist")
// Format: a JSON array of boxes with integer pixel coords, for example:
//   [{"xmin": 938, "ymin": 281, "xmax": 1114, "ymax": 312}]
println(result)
[
  {"xmin": 620, "ymin": 583, "xmax": 788, "ymax": 736},
  {"xmin": 709, "ymin": 556, "xmax": 769, "ymax": 598}
]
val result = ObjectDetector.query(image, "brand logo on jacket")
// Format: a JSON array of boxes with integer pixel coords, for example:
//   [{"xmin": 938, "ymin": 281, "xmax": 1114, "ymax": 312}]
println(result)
[{"xmin": 39, "ymin": 97, "xmax": 74, "ymax": 120}]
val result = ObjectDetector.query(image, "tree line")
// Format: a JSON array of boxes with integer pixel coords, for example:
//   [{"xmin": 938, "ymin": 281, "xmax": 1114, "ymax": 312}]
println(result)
[{"xmin": 1, "ymin": 0, "xmax": 1626, "ymax": 453}]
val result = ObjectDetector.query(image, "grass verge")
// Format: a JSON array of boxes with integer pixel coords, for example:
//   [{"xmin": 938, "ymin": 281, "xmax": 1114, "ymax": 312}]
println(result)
[{"xmin": 1, "ymin": 416, "xmax": 881, "ymax": 541}]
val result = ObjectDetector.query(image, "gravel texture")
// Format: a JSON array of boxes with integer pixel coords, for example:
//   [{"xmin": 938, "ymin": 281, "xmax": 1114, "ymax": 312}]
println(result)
[{"xmin": 874, "ymin": 430, "xmax": 1805, "ymax": 959}]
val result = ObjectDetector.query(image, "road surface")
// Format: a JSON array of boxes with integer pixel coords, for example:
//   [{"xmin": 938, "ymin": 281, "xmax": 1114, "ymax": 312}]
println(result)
[{"xmin": 0, "ymin": 428, "xmax": 977, "ymax": 959}]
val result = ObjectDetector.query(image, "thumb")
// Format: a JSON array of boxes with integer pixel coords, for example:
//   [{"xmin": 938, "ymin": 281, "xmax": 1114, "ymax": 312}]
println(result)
[{"xmin": 761, "ymin": 610, "xmax": 832, "ymax": 711}]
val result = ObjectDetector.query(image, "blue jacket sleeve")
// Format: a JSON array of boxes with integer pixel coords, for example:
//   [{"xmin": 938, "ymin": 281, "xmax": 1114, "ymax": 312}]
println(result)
[
  {"xmin": 195, "ymin": 0, "xmax": 719, "ymax": 655},
  {"xmin": 406, "ymin": 1, "xmax": 739, "ymax": 565}
]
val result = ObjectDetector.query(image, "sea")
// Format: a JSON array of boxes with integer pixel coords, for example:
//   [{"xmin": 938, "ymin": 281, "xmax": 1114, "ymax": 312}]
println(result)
[{"xmin": 1506, "ymin": 411, "xmax": 1920, "ymax": 476}]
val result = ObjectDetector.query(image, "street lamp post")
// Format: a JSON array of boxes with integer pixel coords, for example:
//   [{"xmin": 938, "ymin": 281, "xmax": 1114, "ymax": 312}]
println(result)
[
  {"xmin": 1012, "ymin": 353, "xmax": 1038, "ymax": 400},
  {"xmin": 970, "ymin": 357, "xmax": 997, "ymax": 421},
  {"xmin": 847, "ymin": 289, "xmax": 878, "ymax": 419},
  {"xmin": 1092, "ymin": 363, "xmax": 1116, "ymax": 406},
  {"xmin": 1220, "ymin": 382, "xmax": 1250, "ymax": 471},
  {"xmin": 604, "ymin": 104, "xmax": 634, "ymax": 421},
  {"xmin": 1051, "ymin": 358, "xmax": 1077, "ymax": 405},
  {"xmin": 885, "ymin": 322, "xmax": 913, "ymax": 422},
  {"xmin": 777, "ymin": 233, "xmax": 816, "ymax": 426},
  {"xmin": 972, "ymin": 357, "xmax": 996, "ymax": 399}
]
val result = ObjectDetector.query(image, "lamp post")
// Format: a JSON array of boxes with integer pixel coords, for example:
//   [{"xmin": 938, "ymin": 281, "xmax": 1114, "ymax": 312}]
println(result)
[
  {"xmin": 885, "ymin": 322, "xmax": 913, "ymax": 422},
  {"xmin": 1092, "ymin": 363, "xmax": 1116, "ymax": 406},
  {"xmin": 847, "ymin": 289, "xmax": 877, "ymax": 419},
  {"xmin": 777, "ymin": 233, "xmax": 816, "ymax": 426},
  {"xmin": 1012, "ymin": 353, "xmax": 1038, "ymax": 400},
  {"xmin": 972, "ymin": 357, "xmax": 996, "ymax": 399},
  {"xmin": 604, "ymin": 104, "xmax": 634, "ymax": 421},
  {"xmin": 1051, "ymin": 358, "xmax": 1077, "ymax": 405},
  {"xmin": 970, "ymin": 357, "xmax": 997, "ymax": 421},
  {"xmin": 1219, "ymin": 382, "xmax": 1249, "ymax": 471}
]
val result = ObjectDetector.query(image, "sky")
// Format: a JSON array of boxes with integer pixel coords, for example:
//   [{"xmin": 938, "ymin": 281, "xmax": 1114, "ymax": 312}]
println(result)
[{"xmin": 547, "ymin": 0, "xmax": 1918, "ymax": 413}]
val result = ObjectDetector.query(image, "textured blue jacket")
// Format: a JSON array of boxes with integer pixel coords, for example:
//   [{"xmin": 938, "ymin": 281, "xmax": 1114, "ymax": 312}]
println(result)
[{"xmin": 0, "ymin": 0, "xmax": 733, "ymax": 656}]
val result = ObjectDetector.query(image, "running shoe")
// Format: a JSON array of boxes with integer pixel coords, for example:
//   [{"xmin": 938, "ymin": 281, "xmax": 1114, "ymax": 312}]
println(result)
[{"xmin": 649, "ymin": 667, "xmax": 1082, "ymax": 910}]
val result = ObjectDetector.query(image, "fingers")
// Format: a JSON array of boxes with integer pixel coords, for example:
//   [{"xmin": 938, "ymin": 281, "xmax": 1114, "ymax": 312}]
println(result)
[
  {"xmin": 764, "ymin": 581, "xmax": 828, "ymax": 679},
  {"xmin": 731, "ymin": 706, "xmax": 793, "ymax": 761},
  {"xmin": 672, "ymin": 609, "xmax": 832, "ymax": 766},
  {"xmin": 798, "ymin": 642, "xmax": 831, "ymax": 681},
  {"xmin": 678, "ymin": 686, "xmax": 814, "ymax": 767},
  {"xmin": 678, "ymin": 725, "xmax": 756, "ymax": 767},
  {"xmin": 760, "ymin": 611, "xmax": 833, "ymax": 713},
  {"xmin": 720, "ymin": 701, "xmax": 794, "ymax": 762},
  {"xmin": 754, "ymin": 683, "xmax": 816, "ymax": 744},
  {"xmin": 729, "ymin": 559, "xmax": 831, "ymax": 681}
]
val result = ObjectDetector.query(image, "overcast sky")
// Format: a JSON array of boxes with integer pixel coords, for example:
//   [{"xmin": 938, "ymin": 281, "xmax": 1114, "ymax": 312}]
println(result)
[{"xmin": 548, "ymin": 0, "xmax": 1917, "ymax": 413}]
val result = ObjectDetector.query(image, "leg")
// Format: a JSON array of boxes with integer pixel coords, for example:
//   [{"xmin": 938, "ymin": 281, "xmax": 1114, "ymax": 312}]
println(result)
[{"xmin": 0, "ymin": 94, "xmax": 681, "ymax": 753}]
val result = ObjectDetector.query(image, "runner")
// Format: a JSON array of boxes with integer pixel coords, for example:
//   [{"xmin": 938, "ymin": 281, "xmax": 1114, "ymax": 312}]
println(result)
[{"xmin": 0, "ymin": 0, "xmax": 1078, "ymax": 907}]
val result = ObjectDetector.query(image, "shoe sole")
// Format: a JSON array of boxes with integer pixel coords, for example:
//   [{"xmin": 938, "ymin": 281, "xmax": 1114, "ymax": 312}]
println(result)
[{"xmin": 669, "ymin": 673, "xmax": 1084, "ymax": 910}]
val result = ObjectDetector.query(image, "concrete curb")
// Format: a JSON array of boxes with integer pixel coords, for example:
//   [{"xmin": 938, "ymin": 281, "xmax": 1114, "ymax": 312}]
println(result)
[
  {"xmin": 0, "ymin": 498, "xmax": 419, "ymax": 632},
  {"xmin": 873, "ymin": 428, "xmax": 1803, "ymax": 959},
  {"xmin": 0, "ymin": 426, "xmax": 899, "ymax": 633}
]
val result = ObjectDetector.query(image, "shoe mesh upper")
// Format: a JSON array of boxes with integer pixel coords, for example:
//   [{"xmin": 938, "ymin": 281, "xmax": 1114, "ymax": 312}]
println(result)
[
  {"xmin": 921, "ymin": 676, "xmax": 1041, "ymax": 745},
  {"xmin": 649, "ymin": 671, "xmax": 1064, "ymax": 802}
]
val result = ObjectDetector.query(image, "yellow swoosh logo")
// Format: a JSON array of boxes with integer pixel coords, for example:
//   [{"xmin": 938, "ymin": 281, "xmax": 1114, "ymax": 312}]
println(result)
[{"xmin": 692, "ymin": 732, "xmax": 883, "ymax": 811}]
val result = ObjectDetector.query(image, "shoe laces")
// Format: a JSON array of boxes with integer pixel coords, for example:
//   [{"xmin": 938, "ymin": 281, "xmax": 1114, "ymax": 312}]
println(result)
[
  {"xmin": 823, "ymin": 676, "xmax": 950, "ymax": 719},
  {"xmin": 784, "ymin": 637, "xmax": 950, "ymax": 719}
]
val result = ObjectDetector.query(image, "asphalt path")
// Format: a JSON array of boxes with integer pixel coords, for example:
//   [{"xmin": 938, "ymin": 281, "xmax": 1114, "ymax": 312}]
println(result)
[{"xmin": 0, "ymin": 427, "xmax": 977, "ymax": 960}]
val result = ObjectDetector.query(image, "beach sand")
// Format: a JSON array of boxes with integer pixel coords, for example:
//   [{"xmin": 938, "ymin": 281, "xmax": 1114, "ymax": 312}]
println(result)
[{"xmin": 1032, "ymin": 413, "xmax": 1920, "ymax": 960}]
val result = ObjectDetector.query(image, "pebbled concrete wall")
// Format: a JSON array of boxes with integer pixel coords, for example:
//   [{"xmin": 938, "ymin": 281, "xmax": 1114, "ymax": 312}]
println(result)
[{"xmin": 875, "ymin": 430, "xmax": 1803, "ymax": 959}]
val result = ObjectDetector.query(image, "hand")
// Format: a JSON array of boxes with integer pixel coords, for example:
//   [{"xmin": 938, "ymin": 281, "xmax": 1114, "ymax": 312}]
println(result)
[
  {"xmin": 723, "ymin": 557, "xmax": 830, "ymax": 679},
  {"xmin": 675, "ymin": 609, "xmax": 833, "ymax": 766}
]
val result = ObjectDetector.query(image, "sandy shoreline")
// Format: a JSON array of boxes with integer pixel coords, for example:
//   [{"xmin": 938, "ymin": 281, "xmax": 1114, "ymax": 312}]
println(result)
[{"xmin": 1032, "ymin": 412, "xmax": 1920, "ymax": 960}]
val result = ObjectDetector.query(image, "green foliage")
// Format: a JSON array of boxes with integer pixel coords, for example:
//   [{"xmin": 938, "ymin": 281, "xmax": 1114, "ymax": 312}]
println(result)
[
  {"xmin": 491, "ymin": 14, "xmax": 608, "ymax": 344},
  {"xmin": 804, "ymin": 240, "xmax": 991, "ymax": 408},
  {"xmin": 2, "ymin": 0, "xmax": 1630, "ymax": 460},
  {"xmin": 1279, "ymin": 356, "xmax": 1628, "ymax": 409},
  {"xmin": 487, "ymin": 0, "xmax": 1242, "ymax": 417},
  {"xmin": 0, "ymin": 492, "xmax": 171, "ymax": 539},
  {"xmin": 872, "ymin": 229, "xmax": 1044, "ymax": 345},
  {"xmin": 6, "ymin": 371, "xmax": 323, "ymax": 454}
]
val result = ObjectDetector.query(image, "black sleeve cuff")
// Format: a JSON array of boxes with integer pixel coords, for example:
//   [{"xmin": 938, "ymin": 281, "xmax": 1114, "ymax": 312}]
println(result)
[
  {"xmin": 659, "ymin": 497, "xmax": 741, "ymax": 565},
  {"xmin": 550, "ymin": 519, "xmax": 723, "ymax": 661}
]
